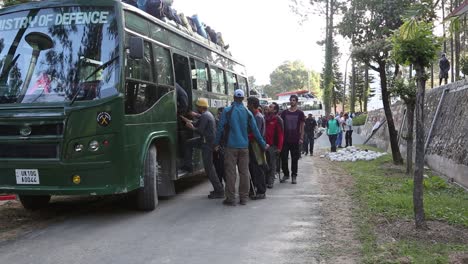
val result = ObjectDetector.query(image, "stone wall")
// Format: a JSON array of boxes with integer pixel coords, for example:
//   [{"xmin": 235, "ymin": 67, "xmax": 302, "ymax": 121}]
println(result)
[{"xmin": 361, "ymin": 79, "xmax": 468, "ymax": 188}]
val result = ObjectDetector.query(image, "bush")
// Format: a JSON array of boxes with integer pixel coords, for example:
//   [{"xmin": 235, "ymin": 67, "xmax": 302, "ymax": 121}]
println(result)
[
  {"xmin": 353, "ymin": 114, "xmax": 367, "ymax": 126},
  {"xmin": 461, "ymin": 55, "xmax": 468, "ymax": 76}
]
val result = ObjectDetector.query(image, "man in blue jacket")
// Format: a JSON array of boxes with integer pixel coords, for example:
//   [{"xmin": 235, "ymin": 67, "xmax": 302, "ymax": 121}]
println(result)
[{"xmin": 215, "ymin": 89, "xmax": 268, "ymax": 206}]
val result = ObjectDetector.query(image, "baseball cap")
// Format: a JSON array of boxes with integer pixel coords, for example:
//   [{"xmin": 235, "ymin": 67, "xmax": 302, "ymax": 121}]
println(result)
[{"xmin": 234, "ymin": 89, "xmax": 244, "ymax": 98}]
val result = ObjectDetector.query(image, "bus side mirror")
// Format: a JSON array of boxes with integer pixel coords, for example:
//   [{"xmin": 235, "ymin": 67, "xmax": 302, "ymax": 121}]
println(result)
[{"xmin": 128, "ymin": 37, "xmax": 144, "ymax": 59}]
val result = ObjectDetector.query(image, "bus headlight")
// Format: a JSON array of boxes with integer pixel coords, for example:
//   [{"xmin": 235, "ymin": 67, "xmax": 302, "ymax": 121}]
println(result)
[
  {"xmin": 89, "ymin": 140, "xmax": 100, "ymax": 152},
  {"xmin": 74, "ymin": 143, "xmax": 84, "ymax": 152}
]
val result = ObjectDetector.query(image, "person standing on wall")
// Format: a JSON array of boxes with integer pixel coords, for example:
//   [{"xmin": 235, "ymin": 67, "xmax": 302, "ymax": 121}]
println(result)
[
  {"xmin": 327, "ymin": 114, "xmax": 340, "ymax": 152},
  {"xmin": 214, "ymin": 89, "xmax": 268, "ymax": 206},
  {"xmin": 344, "ymin": 113, "xmax": 353, "ymax": 147},
  {"xmin": 181, "ymin": 98, "xmax": 224, "ymax": 199},
  {"xmin": 280, "ymin": 95, "xmax": 305, "ymax": 184},
  {"xmin": 264, "ymin": 102, "xmax": 284, "ymax": 189},
  {"xmin": 247, "ymin": 97, "xmax": 267, "ymax": 200},
  {"xmin": 439, "ymin": 53, "xmax": 450, "ymax": 86}
]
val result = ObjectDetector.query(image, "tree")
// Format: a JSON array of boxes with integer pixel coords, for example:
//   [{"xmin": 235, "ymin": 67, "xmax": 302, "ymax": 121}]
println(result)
[
  {"xmin": 339, "ymin": 0, "xmax": 411, "ymax": 165},
  {"xmin": 354, "ymin": 63, "xmax": 375, "ymax": 112},
  {"xmin": 392, "ymin": 18, "xmax": 441, "ymax": 230},
  {"xmin": 391, "ymin": 78, "xmax": 416, "ymax": 175},
  {"xmin": 268, "ymin": 60, "xmax": 319, "ymax": 99},
  {"xmin": 3, "ymin": 0, "xmax": 31, "ymax": 7}
]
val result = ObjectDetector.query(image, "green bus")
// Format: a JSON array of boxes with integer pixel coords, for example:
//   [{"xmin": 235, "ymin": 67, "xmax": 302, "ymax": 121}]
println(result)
[{"xmin": 0, "ymin": 0, "xmax": 249, "ymax": 210}]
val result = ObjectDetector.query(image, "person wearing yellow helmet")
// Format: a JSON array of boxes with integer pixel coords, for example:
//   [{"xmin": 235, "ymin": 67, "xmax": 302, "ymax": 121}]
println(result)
[{"xmin": 182, "ymin": 98, "xmax": 224, "ymax": 199}]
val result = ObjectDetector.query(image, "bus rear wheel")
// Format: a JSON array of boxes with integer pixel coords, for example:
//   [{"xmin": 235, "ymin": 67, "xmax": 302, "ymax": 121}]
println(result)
[
  {"xmin": 136, "ymin": 145, "xmax": 159, "ymax": 211},
  {"xmin": 19, "ymin": 195, "xmax": 51, "ymax": 210}
]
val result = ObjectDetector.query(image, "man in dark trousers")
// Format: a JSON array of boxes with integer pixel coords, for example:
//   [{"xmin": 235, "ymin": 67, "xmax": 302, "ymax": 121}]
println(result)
[
  {"xmin": 439, "ymin": 53, "xmax": 450, "ymax": 86},
  {"xmin": 280, "ymin": 95, "xmax": 305, "ymax": 184},
  {"xmin": 182, "ymin": 98, "xmax": 224, "ymax": 199},
  {"xmin": 303, "ymin": 113, "xmax": 317, "ymax": 156},
  {"xmin": 247, "ymin": 96, "xmax": 267, "ymax": 199}
]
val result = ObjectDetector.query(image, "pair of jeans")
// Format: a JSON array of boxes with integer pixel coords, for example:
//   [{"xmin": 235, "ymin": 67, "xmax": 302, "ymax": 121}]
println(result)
[
  {"xmin": 201, "ymin": 144, "xmax": 223, "ymax": 193},
  {"xmin": 303, "ymin": 133, "xmax": 315, "ymax": 154},
  {"xmin": 328, "ymin": 134, "xmax": 337, "ymax": 152},
  {"xmin": 249, "ymin": 145, "xmax": 266, "ymax": 195},
  {"xmin": 266, "ymin": 146, "xmax": 278, "ymax": 185},
  {"xmin": 345, "ymin": 130, "xmax": 353, "ymax": 147},
  {"xmin": 336, "ymin": 131, "xmax": 343, "ymax": 147},
  {"xmin": 281, "ymin": 142, "xmax": 300, "ymax": 177},
  {"xmin": 224, "ymin": 148, "xmax": 250, "ymax": 202}
]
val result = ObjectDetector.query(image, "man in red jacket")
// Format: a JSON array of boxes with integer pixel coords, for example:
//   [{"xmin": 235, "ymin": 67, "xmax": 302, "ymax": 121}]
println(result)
[{"xmin": 264, "ymin": 102, "xmax": 284, "ymax": 188}]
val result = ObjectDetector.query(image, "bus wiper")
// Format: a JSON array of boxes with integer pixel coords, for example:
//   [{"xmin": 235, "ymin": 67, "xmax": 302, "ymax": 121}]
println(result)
[{"xmin": 69, "ymin": 55, "xmax": 119, "ymax": 106}]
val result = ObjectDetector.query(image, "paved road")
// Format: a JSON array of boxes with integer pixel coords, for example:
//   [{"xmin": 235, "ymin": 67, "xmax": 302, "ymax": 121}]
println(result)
[{"xmin": 0, "ymin": 132, "xmax": 364, "ymax": 264}]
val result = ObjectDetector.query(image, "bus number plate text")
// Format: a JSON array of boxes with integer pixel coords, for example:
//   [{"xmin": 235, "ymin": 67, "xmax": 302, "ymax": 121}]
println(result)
[{"xmin": 15, "ymin": 169, "xmax": 40, "ymax": 185}]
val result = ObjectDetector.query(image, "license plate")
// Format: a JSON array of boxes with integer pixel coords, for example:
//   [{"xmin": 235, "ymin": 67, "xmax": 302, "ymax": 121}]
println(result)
[{"xmin": 15, "ymin": 169, "xmax": 40, "ymax": 185}]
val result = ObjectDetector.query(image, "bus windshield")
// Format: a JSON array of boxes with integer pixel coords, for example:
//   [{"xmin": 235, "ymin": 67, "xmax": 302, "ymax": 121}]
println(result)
[{"xmin": 0, "ymin": 7, "xmax": 119, "ymax": 104}]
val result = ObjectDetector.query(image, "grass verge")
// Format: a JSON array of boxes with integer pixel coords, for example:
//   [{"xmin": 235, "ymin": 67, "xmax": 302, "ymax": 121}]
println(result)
[{"xmin": 339, "ymin": 147, "xmax": 468, "ymax": 263}]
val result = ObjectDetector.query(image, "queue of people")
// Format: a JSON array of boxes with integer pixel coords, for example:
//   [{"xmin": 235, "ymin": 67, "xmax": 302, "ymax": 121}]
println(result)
[
  {"xmin": 180, "ymin": 91, "xmax": 308, "ymax": 206},
  {"xmin": 324, "ymin": 112, "xmax": 354, "ymax": 152}
]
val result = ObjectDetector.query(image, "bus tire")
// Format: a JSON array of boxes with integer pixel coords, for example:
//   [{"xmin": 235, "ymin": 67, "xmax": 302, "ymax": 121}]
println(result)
[
  {"xmin": 19, "ymin": 195, "xmax": 51, "ymax": 210},
  {"xmin": 136, "ymin": 145, "xmax": 158, "ymax": 211}
]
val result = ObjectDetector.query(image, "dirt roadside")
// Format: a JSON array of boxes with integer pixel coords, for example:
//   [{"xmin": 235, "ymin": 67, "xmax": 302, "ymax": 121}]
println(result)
[{"xmin": 313, "ymin": 148, "xmax": 361, "ymax": 263}]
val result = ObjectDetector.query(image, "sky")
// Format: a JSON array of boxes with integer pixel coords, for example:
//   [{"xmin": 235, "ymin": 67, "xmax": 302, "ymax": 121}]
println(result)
[{"xmin": 172, "ymin": 0, "xmax": 327, "ymax": 85}]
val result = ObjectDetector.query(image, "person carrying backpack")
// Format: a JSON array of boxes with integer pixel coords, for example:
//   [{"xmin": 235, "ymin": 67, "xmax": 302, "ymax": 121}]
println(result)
[{"xmin": 214, "ymin": 89, "xmax": 268, "ymax": 206}]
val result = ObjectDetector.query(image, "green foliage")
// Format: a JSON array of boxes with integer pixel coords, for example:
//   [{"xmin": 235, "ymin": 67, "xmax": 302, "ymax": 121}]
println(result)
[
  {"xmin": 268, "ymin": 60, "xmax": 320, "ymax": 99},
  {"xmin": 461, "ymin": 55, "xmax": 468, "ymax": 76},
  {"xmin": 340, "ymin": 151, "xmax": 468, "ymax": 263},
  {"xmin": 352, "ymin": 114, "xmax": 367, "ymax": 126},
  {"xmin": 392, "ymin": 20, "xmax": 441, "ymax": 69},
  {"xmin": 391, "ymin": 78, "xmax": 416, "ymax": 106}
]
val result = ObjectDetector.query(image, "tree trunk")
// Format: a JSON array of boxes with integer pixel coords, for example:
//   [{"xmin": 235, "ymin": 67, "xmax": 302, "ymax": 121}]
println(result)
[
  {"xmin": 323, "ymin": 0, "xmax": 333, "ymax": 115},
  {"xmin": 379, "ymin": 62, "xmax": 404, "ymax": 165},
  {"xmin": 364, "ymin": 66, "xmax": 369, "ymax": 112},
  {"xmin": 414, "ymin": 64, "xmax": 428, "ymax": 230},
  {"xmin": 406, "ymin": 103, "xmax": 415, "ymax": 175},
  {"xmin": 455, "ymin": 26, "xmax": 461, "ymax": 81},
  {"xmin": 351, "ymin": 58, "xmax": 356, "ymax": 113},
  {"xmin": 450, "ymin": 0, "xmax": 455, "ymax": 83}
]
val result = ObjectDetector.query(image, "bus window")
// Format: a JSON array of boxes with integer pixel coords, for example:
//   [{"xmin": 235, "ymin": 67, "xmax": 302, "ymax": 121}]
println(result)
[
  {"xmin": 153, "ymin": 45, "xmax": 174, "ymax": 86},
  {"xmin": 125, "ymin": 41, "xmax": 158, "ymax": 114},
  {"xmin": 190, "ymin": 59, "xmax": 209, "ymax": 91},
  {"xmin": 210, "ymin": 67, "xmax": 225, "ymax": 94},
  {"xmin": 226, "ymin": 71, "xmax": 237, "ymax": 96},
  {"xmin": 238, "ymin": 76, "xmax": 248, "ymax": 94},
  {"xmin": 126, "ymin": 40, "xmax": 154, "ymax": 82},
  {"xmin": 125, "ymin": 12, "xmax": 150, "ymax": 36}
]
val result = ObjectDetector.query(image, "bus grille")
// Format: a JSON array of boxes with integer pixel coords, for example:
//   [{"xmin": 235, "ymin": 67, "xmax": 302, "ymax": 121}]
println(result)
[
  {"xmin": 0, "ymin": 124, "xmax": 63, "ymax": 136},
  {"xmin": 0, "ymin": 144, "xmax": 59, "ymax": 159}
]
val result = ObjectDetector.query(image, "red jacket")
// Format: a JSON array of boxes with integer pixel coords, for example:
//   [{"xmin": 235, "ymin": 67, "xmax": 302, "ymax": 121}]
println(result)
[{"xmin": 265, "ymin": 114, "xmax": 284, "ymax": 151}]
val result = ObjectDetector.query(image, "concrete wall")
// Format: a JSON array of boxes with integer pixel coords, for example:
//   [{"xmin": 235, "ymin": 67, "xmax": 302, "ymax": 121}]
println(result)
[{"xmin": 360, "ymin": 79, "xmax": 468, "ymax": 188}]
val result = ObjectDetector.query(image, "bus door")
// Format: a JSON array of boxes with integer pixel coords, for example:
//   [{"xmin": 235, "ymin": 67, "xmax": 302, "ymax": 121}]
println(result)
[{"xmin": 172, "ymin": 53, "xmax": 194, "ymax": 174}]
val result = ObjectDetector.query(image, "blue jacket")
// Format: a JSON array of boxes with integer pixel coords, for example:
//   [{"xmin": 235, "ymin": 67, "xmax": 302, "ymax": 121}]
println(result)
[{"xmin": 215, "ymin": 102, "xmax": 266, "ymax": 149}]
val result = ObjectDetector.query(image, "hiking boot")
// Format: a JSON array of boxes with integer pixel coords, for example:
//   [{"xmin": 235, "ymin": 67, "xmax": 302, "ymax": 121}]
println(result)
[
  {"xmin": 280, "ymin": 175, "xmax": 289, "ymax": 183},
  {"xmin": 222, "ymin": 199, "xmax": 236, "ymax": 206},
  {"xmin": 208, "ymin": 192, "xmax": 225, "ymax": 199},
  {"xmin": 252, "ymin": 193, "xmax": 266, "ymax": 200}
]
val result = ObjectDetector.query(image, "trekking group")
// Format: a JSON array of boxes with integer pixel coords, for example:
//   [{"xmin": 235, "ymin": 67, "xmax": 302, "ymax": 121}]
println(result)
[{"xmin": 181, "ymin": 90, "xmax": 309, "ymax": 206}]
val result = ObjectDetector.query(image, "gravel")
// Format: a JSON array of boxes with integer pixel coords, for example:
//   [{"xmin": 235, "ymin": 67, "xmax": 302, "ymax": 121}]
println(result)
[{"xmin": 321, "ymin": 146, "xmax": 387, "ymax": 162}]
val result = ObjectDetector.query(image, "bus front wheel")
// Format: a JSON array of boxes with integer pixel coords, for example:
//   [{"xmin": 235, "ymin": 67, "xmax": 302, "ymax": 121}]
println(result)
[
  {"xmin": 19, "ymin": 195, "xmax": 51, "ymax": 210},
  {"xmin": 136, "ymin": 145, "xmax": 159, "ymax": 211}
]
